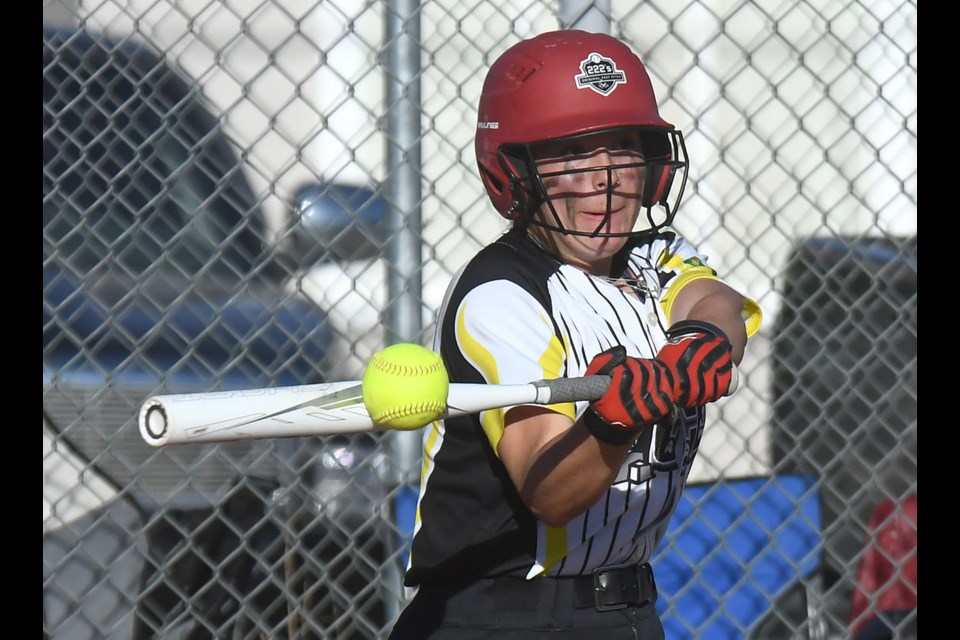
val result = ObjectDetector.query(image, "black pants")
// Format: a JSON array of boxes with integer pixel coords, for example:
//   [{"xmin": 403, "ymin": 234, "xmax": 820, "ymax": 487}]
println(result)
[{"xmin": 388, "ymin": 565, "xmax": 664, "ymax": 640}]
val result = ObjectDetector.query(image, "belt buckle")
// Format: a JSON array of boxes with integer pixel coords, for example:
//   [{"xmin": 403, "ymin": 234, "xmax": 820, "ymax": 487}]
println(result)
[{"xmin": 591, "ymin": 563, "xmax": 636, "ymax": 612}]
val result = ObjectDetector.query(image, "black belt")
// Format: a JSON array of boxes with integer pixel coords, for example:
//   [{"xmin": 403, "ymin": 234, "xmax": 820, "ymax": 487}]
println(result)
[
  {"xmin": 573, "ymin": 562, "xmax": 658, "ymax": 611},
  {"xmin": 491, "ymin": 562, "xmax": 657, "ymax": 612}
]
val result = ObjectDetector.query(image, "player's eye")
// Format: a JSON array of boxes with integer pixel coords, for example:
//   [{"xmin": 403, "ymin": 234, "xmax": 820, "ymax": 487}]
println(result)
[{"xmin": 613, "ymin": 136, "xmax": 644, "ymax": 154}]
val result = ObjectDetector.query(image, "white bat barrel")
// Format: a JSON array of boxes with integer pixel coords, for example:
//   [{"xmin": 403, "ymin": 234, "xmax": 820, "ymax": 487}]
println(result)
[{"xmin": 138, "ymin": 381, "xmax": 371, "ymax": 447}]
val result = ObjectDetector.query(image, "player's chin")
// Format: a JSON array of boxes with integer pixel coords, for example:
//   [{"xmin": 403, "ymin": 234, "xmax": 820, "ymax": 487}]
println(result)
[
  {"xmin": 576, "ymin": 230, "xmax": 629, "ymax": 257},
  {"xmin": 576, "ymin": 216, "xmax": 633, "ymax": 241}
]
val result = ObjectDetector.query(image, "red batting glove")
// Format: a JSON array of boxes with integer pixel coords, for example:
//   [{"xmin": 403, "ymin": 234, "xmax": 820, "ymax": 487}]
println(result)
[
  {"xmin": 656, "ymin": 320, "xmax": 734, "ymax": 408},
  {"xmin": 583, "ymin": 346, "xmax": 676, "ymax": 445}
]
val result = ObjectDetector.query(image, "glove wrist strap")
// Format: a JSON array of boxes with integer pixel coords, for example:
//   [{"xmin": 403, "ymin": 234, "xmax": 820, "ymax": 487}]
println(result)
[
  {"xmin": 582, "ymin": 407, "xmax": 640, "ymax": 446},
  {"xmin": 666, "ymin": 319, "xmax": 730, "ymax": 343}
]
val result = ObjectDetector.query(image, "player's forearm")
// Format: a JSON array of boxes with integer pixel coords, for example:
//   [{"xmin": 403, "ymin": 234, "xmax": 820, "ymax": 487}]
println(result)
[{"xmin": 674, "ymin": 289, "xmax": 748, "ymax": 364}]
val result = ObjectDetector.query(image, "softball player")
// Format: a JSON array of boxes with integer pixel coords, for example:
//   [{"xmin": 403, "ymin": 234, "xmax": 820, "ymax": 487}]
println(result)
[{"xmin": 389, "ymin": 29, "xmax": 762, "ymax": 639}]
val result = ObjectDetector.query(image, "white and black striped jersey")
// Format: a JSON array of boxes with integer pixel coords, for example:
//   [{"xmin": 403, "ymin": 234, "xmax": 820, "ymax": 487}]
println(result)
[{"xmin": 403, "ymin": 229, "xmax": 760, "ymax": 586}]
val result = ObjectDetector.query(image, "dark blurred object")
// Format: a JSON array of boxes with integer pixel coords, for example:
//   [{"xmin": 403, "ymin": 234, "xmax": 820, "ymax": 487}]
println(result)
[
  {"xmin": 849, "ymin": 494, "xmax": 917, "ymax": 640},
  {"xmin": 291, "ymin": 182, "xmax": 389, "ymax": 262},
  {"xmin": 770, "ymin": 236, "xmax": 917, "ymax": 627},
  {"xmin": 42, "ymin": 25, "xmax": 348, "ymax": 639},
  {"xmin": 43, "ymin": 477, "xmax": 285, "ymax": 639},
  {"xmin": 133, "ymin": 477, "xmax": 286, "ymax": 639},
  {"xmin": 43, "ymin": 25, "xmax": 333, "ymax": 502}
]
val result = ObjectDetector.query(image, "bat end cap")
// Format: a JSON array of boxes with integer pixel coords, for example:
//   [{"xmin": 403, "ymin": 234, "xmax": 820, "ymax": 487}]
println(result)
[{"xmin": 140, "ymin": 400, "xmax": 170, "ymax": 447}]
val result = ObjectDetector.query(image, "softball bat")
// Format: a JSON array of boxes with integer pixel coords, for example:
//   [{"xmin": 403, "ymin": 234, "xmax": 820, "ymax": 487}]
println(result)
[{"xmin": 139, "ymin": 367, "xmax": 737, "ymax": 447}]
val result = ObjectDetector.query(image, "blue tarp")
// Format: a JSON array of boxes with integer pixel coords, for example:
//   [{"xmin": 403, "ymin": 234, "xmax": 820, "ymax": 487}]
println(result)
[{"xmin": 653, "ymin": 475, "xmax": 822, "ymax": 639}]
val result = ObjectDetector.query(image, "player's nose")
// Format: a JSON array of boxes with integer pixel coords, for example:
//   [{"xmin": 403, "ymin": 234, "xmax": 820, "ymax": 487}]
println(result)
[{"xmin": 591, "ymin": 164, "xmax": 621, "ymax": 191}]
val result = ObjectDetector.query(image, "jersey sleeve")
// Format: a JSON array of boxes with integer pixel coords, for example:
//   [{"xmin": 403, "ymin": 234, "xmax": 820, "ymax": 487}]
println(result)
[
  {"xmin": 451, "ymin": 279, "xmax": 569, "ymax": 451},
  {"xmin": 454, "ymin": 279, "xmax": 565, "ymax": 388},
  {"xmin": 655, "ymin": 235, "xmax": 763, "ymax": 338}
]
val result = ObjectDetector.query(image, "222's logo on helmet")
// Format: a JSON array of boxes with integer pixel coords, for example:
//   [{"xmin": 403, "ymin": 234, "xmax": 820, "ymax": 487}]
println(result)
[{"xmin": 574, "ymin": 53, "xmax": 627, "ymax": 96}]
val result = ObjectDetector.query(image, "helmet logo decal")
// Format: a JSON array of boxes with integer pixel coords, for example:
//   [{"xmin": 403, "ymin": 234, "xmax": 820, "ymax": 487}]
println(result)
[{"xmin": 574, "ymin": 53, "xmax": 627, "ymax": 96}]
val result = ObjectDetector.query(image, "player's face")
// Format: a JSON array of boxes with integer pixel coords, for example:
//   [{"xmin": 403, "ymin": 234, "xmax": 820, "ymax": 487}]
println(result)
[{"xmin": 531, "ymin": 130, "xmax": 648, "ymax": 273}]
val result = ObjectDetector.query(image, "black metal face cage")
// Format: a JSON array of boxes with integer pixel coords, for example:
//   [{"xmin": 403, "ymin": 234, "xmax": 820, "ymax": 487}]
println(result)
[{"xmin": 498, "ymin": 126, "xmax": 688, "ymax": 238}]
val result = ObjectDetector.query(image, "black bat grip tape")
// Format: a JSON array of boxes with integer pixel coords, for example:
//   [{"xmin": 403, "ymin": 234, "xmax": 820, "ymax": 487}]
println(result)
[{"xmin": 540, "ymin": 375, "xmax": 612, "ymax": 404}]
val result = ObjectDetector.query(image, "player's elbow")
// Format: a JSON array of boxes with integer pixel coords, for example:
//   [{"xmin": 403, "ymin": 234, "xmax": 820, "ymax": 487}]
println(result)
[
  {"xmin": 530, "ymin": 505, "xmax": 580, "ymax": 529},
  {"xmin": 526, "ymin": 494, "xmax": 598, "ymax": 528}
]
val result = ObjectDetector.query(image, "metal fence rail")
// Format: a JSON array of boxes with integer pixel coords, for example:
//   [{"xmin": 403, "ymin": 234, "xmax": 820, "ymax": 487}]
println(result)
[{"xmin": 43, "ymin": 1, "xmax": 917, "ymax": 638}]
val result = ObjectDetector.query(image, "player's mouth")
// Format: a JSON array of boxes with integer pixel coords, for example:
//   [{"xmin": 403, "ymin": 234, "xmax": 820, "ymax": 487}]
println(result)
[
  {"xmin": 581, "ymin": 206, "xmax": 623, "ymax": 218},
  {"xmin": 579, "ymin": 206, "xmax": 626, "ymax": 230}
]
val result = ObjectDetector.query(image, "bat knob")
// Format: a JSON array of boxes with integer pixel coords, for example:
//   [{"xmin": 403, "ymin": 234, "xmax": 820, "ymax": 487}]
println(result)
[
  {"xmin": 726, "ymin": 364, "xmax": 740, "ymax": 396},
  {"xmin": 140, "ymin": 400, "xmax": 170, "ymax": 446}
]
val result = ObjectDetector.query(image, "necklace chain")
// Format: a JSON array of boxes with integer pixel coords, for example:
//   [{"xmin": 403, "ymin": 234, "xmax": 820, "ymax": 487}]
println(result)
[
  {"xmin": 524, "ymin": 230, "xmax": 662, "ymax": 298},
  {"xmin": 593, "ymin": 268, "xmax": 661, "ymax": 299}
]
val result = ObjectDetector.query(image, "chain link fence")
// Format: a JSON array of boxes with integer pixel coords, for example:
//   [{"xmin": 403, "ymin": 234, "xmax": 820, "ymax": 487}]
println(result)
[{"xmin": 43, "ymin": 1, "xmax": 916, "ymax": 638}]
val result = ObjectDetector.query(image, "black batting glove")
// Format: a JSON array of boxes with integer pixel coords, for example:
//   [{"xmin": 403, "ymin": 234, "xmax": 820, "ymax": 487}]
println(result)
[
  {"xmin": 583, "ymin": 346, "xmax": 675, "ymax": 445},
  {"xmin": 656, "ymin": 320, "xmax": 734, "ymax": 408}
]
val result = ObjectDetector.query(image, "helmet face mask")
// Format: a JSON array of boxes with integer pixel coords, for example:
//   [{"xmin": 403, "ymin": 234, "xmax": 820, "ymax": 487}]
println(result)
[
  {"xmin": 476, "ymin": 30, "xmax": 688, "ymax": 239},
  {"xmin": 497, "ymin": 126, "xmax": 687, "ymax": 238}
]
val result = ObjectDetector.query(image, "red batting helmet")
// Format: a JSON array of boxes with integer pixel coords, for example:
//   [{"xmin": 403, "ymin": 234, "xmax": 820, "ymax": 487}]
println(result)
[{"xmin": 475, "ymin": 30, "xmax": 688, "ymax": 235}]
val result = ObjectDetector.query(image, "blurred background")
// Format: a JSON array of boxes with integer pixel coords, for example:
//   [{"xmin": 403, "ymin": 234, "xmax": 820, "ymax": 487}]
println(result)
[{"xmin": 43, "ymin": 1, "xmax": 916, "ymax": 638}]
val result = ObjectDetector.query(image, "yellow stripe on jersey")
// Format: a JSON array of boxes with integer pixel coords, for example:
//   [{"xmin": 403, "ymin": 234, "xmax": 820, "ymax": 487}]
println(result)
[
  {"xmin": 538, "ymin": 316, "xmax": 577, "ymax": 422},
  {"xmin": 409, "ymin": 419, "xmax": 445, "ymax": 567},
  {"xmin": 456, "ymin": 302, "xmax": 505, "ymax": 452},
  {"xmin": 538, "ymin": 315, "xmax": 565, "ymax": 376},
  {"xmin": 538, "ymin": 327, "xmax": 574, "ymax": 577},
  {"xmin": 658, "ymin": 262, "xmax": 718, "ymax": 323},
  {"xmin": 658, "ymin": 255, "xmax": 763, "ymax": 338},
  {"xmin": 456, "ymin": 303, "xmax": 578, "ymax": 454},
  {"xmin": 541, "ymin": 524, "xmax": 569, "ymax": 576}
]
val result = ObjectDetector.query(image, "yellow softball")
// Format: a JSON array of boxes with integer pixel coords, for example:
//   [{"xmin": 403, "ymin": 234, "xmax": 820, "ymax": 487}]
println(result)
[{"xmin": 362, "ymin": 343, "xmax": 449, "ymax": 429}]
